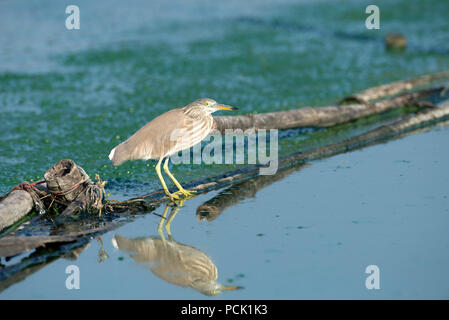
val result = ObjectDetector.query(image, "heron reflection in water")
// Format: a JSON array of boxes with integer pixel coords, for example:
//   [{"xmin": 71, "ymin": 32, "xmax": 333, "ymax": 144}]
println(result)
[{"xmin": 112, "ymin": 200, "xmax": 242, "ymax": 296}]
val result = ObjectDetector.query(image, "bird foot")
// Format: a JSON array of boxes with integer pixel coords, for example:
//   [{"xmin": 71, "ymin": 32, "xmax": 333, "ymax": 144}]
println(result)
[
  {"xmin": 173, "ymin": 189, "xmax": 197, "ymax": 199},
  {"xmin": 164, "ymin": 191, "xmax": 182, "ymax": 202}
]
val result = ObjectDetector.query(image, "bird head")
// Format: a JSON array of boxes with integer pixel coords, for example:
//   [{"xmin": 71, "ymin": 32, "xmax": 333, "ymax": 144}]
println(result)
[{"xmin": 194, "ymin": 98, "xmax": 238, "ymax": 114}]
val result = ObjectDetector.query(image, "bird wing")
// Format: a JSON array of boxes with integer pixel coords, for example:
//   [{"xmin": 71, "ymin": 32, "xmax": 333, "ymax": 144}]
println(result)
[
  {"xmin": 112, "ymin": 107, "xmax": 214, "ymax": 162},
  {"xmin": 114, "ymin": 108, "xmax": 187, "ymax": 160},
  {"xmin": 169, "ymin": 114, "xmax": 214, "ymax": 156}
]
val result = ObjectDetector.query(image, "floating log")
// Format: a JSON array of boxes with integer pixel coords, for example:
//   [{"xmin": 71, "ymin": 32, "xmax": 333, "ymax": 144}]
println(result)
[
  {"xmin": 341, "ymin": 71, "xmax": 449, "ymax": 104},
  {"xmin": 213, "ymin": 88, "xmax": 437, "ymax": 133},
  {"xmin": 0, "ymin": 191, "xmax": 34, "ymax": 231}
]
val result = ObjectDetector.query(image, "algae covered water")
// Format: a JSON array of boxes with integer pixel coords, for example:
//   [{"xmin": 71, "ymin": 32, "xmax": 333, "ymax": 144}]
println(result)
[{"xmin": 1, "ymin": 0, "xmax": 449, "ymax": 299}]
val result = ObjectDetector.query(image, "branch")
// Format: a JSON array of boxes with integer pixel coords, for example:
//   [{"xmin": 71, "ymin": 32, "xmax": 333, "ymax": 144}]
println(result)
[{"xmin": 213, "ymin": 87, "xmax": 439, "ymax": 132}]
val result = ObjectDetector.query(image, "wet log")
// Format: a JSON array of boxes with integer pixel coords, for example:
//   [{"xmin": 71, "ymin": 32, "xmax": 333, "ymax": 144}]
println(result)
[
  {"xmin": 341, "ymin": 70, "xmax": 449, "ymax": 104},
  {"xmin": 0, "ymin": 191, "xmax": 34, "ymax": 231},
  {"xmin": 213, "ymin": 71, "xmax": 449, "ymax": 132},
  {"xmin": 213, "ymin": 88, "xmax": 437, "ymax": 133},
  {"xmin": 44, "ymin": 159, "xmax": 91, "ymax": 203}
]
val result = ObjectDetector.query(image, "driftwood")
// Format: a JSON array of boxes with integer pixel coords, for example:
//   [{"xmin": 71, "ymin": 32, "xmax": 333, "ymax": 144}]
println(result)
[
  {"xmin": 0, "ymin": 191, "xmax": 34, "ymax": 231},
  {"xmin": 341, "ymin": 71, "xmax": 449, "ymax": 104},
  {"xmin": 213, "ymin": 88, "xmax": 437, "ymax": 133},
  {"xmin": 214, "ymin": 71, "xmax": 449, "ymax": 132}
]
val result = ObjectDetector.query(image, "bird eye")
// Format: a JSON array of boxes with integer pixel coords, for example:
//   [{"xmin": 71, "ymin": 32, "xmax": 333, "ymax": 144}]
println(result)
[{"xmin": 204, "ymin": 102, "xmax": 210, "ymax": 106}]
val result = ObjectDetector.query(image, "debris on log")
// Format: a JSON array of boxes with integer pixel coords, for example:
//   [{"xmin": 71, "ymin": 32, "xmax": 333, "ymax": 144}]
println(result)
[
  {"xmin": 385, "ymin": 33, "xmax": 407, "ymax": 51},
  {"xmin": 0, "ymin": 159, "xmax": 106, "ymax": 232}
]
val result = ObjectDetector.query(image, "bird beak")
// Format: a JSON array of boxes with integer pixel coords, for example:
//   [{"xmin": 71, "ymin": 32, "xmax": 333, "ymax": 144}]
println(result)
[
  {"xmin": 221, "ymin": 285, "xmax": 243, "ymax": 291},
  {"xmin": 215, "ymin": 104, "xmax": 238, "ymax": 111}
]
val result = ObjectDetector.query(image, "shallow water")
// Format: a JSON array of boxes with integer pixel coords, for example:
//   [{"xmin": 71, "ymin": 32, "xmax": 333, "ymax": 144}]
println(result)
[{"xmin": 1, "ymin": 0, "xmax": 449, "ymax": 299}]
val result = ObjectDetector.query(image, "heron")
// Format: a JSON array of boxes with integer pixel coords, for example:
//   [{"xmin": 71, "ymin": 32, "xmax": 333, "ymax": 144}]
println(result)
[
  {"xmin": 108, "ymin": 98, "xmax": 237, "ymax": 201},
  {"xmin": 111, "ymin": 201, "xmax": 242, "ymax": 296}
]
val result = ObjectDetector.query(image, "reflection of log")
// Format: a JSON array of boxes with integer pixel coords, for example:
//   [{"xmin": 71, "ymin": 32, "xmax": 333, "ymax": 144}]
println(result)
[
  {"xmin": 0, "ymin": 224, "xmax": 117, "ymax": 257},
  {"xmin": 0, "ymin": 235, "xmax": 78, "ymax": 258},
  {"xmin": 0, "ymin": 240, "xmax": 90, "ymax": 293},
  {"xmin": 0, "ymin": 255, "xmax": 58, "ymax": 293},
  {"xmin": 0, "ymin": 191, "xmax": 33, "ymax": 231},
  {"xmin": 196, "ymin": 165, "xmax": 307, "ymax": 221}
]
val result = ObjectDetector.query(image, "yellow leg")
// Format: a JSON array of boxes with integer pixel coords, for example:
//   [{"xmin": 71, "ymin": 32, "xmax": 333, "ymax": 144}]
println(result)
[
  {"xmin": 156, "ymin": 157, "xmax": 180, "ymax": 201},
  {"xmin": 165, "ymin": 199, "xmax": 184, "ymax": 237},
  {"xmin": 157, "ymin": 204, "xmax": 170, "ymax": 240},
  {"xmin": 163, "ymin": 158, "xmax": 197, "ymax": 198}
]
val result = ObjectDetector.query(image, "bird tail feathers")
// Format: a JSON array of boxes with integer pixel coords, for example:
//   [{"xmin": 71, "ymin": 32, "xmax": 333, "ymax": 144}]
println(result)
[{"xmin": 109, "ymin": 144, "xmax": 129, "ymax": 166}]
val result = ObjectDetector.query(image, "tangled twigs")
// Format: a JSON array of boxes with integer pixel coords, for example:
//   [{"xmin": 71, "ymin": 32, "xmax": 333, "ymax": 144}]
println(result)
[
  {"xmin": 10, "ymin": 181, "xmax": 46, "ymax": 215},
  {"xmin": 90, "ymin": 174, "xmax": 107, "ymax": 217}
]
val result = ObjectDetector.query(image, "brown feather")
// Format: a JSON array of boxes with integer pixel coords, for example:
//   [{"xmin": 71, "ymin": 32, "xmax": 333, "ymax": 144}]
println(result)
[{"xmin": 110, "ymin": 107, "xmax": 213, "ymax": 165}]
